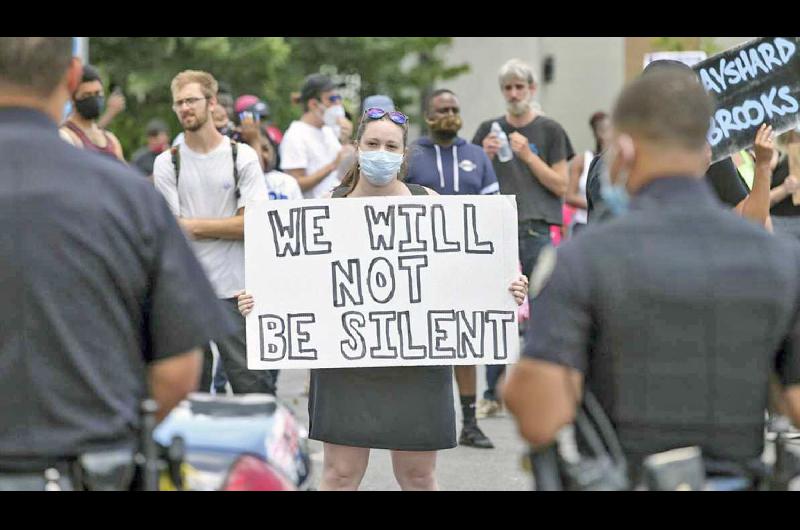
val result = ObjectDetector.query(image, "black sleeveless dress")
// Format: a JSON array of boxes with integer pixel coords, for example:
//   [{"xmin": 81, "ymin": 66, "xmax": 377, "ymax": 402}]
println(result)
[{"xmin": 307, "ymin": 183, "xmax": 456, "ymax": 451}]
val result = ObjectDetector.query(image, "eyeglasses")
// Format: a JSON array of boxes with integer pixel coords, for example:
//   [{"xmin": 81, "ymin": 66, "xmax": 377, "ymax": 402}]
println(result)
[
  {"xmin": 172, "ymin": 97, "xmax": 208, "ymax": 110},
  {"xmin": 328, "ymin": 94, "xmax": 342, "ymax": 103},
  {"xmin": 364, "ymin": 107, "xmax": 408, "ymax": 125}
]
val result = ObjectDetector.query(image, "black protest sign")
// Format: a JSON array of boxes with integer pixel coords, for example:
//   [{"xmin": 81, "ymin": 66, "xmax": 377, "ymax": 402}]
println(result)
[
  {"xmin": 244, "ymin": 196, "xmax": 520, "ymax": 370},
  {"xmin": 693, "ymin": 37, "xmax": 800, "ymax": 163}
]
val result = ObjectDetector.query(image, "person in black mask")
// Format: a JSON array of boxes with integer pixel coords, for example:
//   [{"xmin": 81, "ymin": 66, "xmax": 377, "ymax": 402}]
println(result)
[
  {"xmin": 59, "ymin": 64, "xmax": 124, "ymax": 161},
  {"xmin": 405, "ymin": 89, "xmax": 502, "ymax": 450}
]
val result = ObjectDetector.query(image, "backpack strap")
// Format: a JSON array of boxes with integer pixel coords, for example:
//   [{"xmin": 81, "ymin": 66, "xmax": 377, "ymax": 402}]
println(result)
[
  {"xmin": 230, "ymin": 139, "xmax": 240, "ymax": 200},
  {"xmin": 331, "ymin": 185, "xmax": 350, "ymax": 198},
  {"xmin": 171, "ymin": 141, "xmax": 241, "ymax": 202},
  {"xmin": 404, "ymin": 182, "xmax": 429, "ymax": 196}
]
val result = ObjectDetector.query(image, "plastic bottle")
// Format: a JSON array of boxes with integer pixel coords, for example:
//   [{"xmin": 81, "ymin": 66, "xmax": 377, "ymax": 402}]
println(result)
[{"xmin": 491, "ymin": 121, "xmax": 513, "ymax": 163}]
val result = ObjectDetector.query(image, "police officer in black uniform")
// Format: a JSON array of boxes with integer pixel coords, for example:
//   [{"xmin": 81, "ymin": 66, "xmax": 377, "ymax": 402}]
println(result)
[
  {"xmin": 0, "ymin": 37, "xmax": 236, "ymax": 490},
  {"xmin": 504, "ymin": 66, "xmax": 800, "ymax": 489}
]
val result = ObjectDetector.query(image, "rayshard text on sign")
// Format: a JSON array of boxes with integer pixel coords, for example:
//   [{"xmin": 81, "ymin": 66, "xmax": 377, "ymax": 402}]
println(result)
[{"xmin": 693, "ymin": 37, "xmax": 800, "ymax": 162}]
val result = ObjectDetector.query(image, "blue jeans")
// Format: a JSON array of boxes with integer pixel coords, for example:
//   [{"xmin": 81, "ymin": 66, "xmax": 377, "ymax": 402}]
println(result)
[{"xmin": 485, "ymin": 220, "xmax": 553, "ymax": 401}]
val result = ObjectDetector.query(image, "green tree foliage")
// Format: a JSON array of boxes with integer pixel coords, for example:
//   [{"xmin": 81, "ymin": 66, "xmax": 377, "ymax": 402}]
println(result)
[{"xmin": 89, "ymin": 37, "xmax": 468, "ymax": 158}]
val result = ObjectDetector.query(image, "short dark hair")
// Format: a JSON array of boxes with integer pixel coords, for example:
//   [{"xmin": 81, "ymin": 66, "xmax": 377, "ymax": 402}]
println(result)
[
  {"xmin": 612, "ymin": 68, "xmax": 713, "ymax": 151},
  {"xmin": 81, "ymin": 64, "xmax": 102, "ymax": 85},
  {"xmin": 0, "ymin": 37, "xmax": 72, "ymax": 96},
  {"xmin": 426, "ymin": 88, "xmax": 456, "ymax": 115}
]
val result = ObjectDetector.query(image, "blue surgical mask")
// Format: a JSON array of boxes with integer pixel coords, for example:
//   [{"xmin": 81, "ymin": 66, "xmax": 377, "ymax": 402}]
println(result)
[
  {"xmin": 599, "ymin": 149, "xmax": 630, "ymax": 216},
  {"xmin": 359, "ymin": 150, "xmax": 403, "ymax": 186}
]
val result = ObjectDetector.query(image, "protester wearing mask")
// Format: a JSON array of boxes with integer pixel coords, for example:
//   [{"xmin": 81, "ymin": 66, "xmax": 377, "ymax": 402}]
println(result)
[
  {"xmin": 504, "ymin": 67, "xmax": 800, "ymax": 490},
  {"xmin": 280, "ymin": 74, "xmax": 355, "ymax": 198},
  {"xmin": 131, "ymin": 119, "xmax": 170, "ymax": 179},
  {"xmin": 405, "ymin": 89, "xmax": 500, "ymax": 449},
  {"xmin": 238, "ymin": 107, "xmax": 529, "ymax": 490},
  {"xmin": 60, "ymin": 64, "xmax": 124, "ymax": 161}
]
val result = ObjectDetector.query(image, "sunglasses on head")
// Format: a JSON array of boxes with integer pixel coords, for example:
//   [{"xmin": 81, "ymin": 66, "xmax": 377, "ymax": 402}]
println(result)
[{"xmin": 364, "ymin": 107, "xmax": 408, "ymax": 125}]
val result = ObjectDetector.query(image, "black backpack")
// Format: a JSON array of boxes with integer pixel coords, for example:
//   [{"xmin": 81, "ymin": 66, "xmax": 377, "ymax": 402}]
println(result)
[{"xmin": 170, "ymin": 138, "xmax": 240, "ymax": 200}]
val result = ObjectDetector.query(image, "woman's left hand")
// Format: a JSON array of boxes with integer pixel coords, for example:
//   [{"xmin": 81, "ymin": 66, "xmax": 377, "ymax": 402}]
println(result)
[{"xmin": 509, "ymin": 274, "xmax": 529, "ymax": 306}]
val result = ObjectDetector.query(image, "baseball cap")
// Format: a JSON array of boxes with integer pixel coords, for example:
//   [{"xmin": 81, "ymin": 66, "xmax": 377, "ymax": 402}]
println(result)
[
  {"xmin": 300, "ymin": 74, "xmax": 338, "ymax": 103},
  {"xmin": 235, "ymin": 94, "xmax": 270, "ymax": 118},
  {"xmin": 145, "ymin": 118, "xmax": 169, "ymax": 136},
  {"xmin": 362, "ymin": 95, "xmax": 395, "ymax": 113}
]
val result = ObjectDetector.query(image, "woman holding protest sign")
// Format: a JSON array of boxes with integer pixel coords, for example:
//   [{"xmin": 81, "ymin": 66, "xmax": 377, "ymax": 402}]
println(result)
[{"xmin": 238, "ymin": 107, "xmax": 528, "ymax": 490}]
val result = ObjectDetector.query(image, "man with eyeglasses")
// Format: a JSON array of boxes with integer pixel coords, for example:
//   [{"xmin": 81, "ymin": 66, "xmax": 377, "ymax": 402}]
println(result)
[
  {"xmin": 280, "ymin": 74, "xmax": 355, "ymax": 199},
  {"xmin": 153, "ymin": 70, "xmax": 273, "ymax": 396},
  {"xmin": 59, "ymin": 64, "xmax": 124, "ymax": 162}
]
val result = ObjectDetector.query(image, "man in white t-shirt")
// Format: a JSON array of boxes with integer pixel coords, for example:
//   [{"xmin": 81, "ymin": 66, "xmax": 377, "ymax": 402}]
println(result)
[
  {"xmin": 154, "ymin": 69, "xmax": 273, "ymax": 395},
  {"xmin": 279, "ymin": 74, "xmax": 355, "ymax": 198}
]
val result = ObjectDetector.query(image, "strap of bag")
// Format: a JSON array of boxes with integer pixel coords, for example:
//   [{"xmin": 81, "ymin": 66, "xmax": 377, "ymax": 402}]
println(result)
[{"xmin": 170, "ymin": 140, "xmax": 241, "ymax": 204}]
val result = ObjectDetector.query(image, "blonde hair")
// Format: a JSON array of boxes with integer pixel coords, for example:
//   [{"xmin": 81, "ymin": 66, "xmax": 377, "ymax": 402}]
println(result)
[{"xmin": 170, "ymin": 70, "xmax": 218, "ymax": 99}]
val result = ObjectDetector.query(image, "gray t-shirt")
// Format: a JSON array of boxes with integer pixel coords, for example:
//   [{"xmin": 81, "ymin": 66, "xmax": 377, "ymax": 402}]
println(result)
[
  {"xmin": 473, "ymin": 115, "xmax": 572, "ymax": 225},
  {"xmin": 154, "ymin": 138, "xmax": 267, "ymax": 298}
]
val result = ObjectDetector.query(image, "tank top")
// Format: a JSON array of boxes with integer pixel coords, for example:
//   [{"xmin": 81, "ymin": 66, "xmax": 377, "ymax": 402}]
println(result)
[
  {"xmin": 63, "ymin": 121, "xmax": 119, "ymax": 160},
  {"xmin": 574, "ymin": 150, "xmax": 592, "ymax": 225}
]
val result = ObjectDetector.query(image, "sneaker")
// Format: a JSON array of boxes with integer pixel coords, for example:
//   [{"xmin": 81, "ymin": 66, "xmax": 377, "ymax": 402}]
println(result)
[
  {"xmin": 476, "ymin": 399, "xmax": 504, "ymax": 419},
  {"xmin": 459, "ymin": 422, "xmax": 495, "ymax": 449}
]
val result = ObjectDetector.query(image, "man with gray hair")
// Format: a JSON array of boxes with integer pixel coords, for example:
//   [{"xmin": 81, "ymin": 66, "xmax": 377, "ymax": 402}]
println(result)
[{"xmin": 472, "ymin": 58, "xmax": 574, "ymax": 418}]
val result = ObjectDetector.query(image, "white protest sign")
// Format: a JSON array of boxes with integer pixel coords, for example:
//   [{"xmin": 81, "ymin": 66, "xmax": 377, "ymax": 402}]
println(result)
[
  {"xmin": 245, "ymin": 195, "xmax": 520, "ymax": 370},
  {"xmin": 643, "ymin": 50, "xmax": 707, "ymax": 69}
]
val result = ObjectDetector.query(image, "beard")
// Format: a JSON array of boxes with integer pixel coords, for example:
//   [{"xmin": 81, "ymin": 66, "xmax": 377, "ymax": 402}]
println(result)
[
  {"xmin": 507, "ymin": 100, "xmax": 531, "ymax": 117},
  {"xmin": 428, "ymin": 114, "xmax": 462, "ymax": 140},
  {"xmin": 182, "ymin": 109, "xmax": 209, "ymax": 132}
]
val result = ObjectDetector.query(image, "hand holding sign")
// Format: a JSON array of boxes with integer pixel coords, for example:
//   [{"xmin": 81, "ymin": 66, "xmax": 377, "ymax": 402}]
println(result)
[{"xmin": 753, "ymin": 124, "xmax": 775, "ymax": 165}]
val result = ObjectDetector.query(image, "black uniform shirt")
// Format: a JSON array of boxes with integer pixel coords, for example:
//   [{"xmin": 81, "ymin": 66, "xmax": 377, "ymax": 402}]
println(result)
[
  {"xmin": 0, "ymin": 108, "xmax": 236, "ymax": 461},
  {"xmin": 524, "ymin": 176, "xmax": 800, "ymax": 463}
]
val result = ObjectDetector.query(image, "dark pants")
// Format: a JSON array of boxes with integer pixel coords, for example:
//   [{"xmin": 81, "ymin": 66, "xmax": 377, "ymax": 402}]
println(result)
[
  {"xmin": 485, "ymin": 220, "xmax": 553, "ymax": 401},
  {"xmin": 200, "ymin": 298, "xmax": 276, "ymax": 395}
]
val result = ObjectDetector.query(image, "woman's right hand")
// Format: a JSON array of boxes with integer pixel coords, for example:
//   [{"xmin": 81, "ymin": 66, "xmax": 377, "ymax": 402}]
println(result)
[{"xmin": 236, "ymin": 290, "xmax": 255, "ymax": 316}]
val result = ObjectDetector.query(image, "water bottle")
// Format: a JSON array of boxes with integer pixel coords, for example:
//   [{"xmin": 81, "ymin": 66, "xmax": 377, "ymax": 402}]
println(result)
[{"xmin": 491, "ymin": 121, "xmax": 513, "ymax": 163}]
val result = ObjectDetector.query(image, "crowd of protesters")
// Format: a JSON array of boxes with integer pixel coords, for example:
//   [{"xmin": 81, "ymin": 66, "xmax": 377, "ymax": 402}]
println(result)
[{"xmin": 3, "ymin": 36, "xmax": 800, "ymax": 491}]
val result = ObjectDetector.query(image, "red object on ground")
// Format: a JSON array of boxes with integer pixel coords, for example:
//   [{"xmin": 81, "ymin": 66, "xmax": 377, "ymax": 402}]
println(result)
[{"xmin": 222, "ymin": 455, "xmax": 297, "ymax": 491}]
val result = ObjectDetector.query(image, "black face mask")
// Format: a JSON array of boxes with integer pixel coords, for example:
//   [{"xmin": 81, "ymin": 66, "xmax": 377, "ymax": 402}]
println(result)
[{"xmin": 75, "ymin": 95, "xmax": 105, "ymax": 120}]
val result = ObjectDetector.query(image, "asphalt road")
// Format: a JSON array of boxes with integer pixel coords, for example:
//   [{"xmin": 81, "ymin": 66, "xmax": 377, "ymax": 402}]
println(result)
[{"xmin": 275, "ymin": 367, "xmax": 532, "ymax": 491}]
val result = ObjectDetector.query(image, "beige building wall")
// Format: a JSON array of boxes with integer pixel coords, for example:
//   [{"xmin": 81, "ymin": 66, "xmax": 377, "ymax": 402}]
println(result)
[
  {"xmin": 439, "ymin": 37, "xmax": 753, "ymax": 156},
  {"xmin": 438, "ymin": 37, "xmax": 625, "ymax": 155}
]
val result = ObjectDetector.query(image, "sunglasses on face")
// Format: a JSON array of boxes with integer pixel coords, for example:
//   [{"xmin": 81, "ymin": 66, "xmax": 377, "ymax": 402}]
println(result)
[
  {"xmin": 364, "ymin": 107, "xmax": 408, "ymax": 125},
  {"xmin": 327, "ymin": 94, "xmax": 342, "ymax": 103}
]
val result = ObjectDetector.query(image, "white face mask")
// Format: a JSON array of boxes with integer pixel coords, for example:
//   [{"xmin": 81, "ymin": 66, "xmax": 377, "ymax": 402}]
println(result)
[{"xmin": 323, "ymin": 104, "xmax": 345, "ymax": 127}]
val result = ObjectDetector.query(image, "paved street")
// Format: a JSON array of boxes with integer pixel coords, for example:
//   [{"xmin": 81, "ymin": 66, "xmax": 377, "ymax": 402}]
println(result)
[{"xmin": 275, "ymin": 368, "xmax": 531, "ymax": 491}]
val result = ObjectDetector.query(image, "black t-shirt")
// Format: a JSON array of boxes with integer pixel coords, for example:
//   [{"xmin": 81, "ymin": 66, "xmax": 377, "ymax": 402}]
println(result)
[
  {"xmin": 770, "ymin": 157, "xmax": 800, "ymax": 217},
  {"xmin": 131, "ymin": 146, "xmax": 159, "ymax": 177},
  {"xmin": 705, "ymin": 157, "xmax": 749, "ymax": 207},
  {"xmin": 0, "ymin": 108, "xmax": 236, "ymax": 461},
  {"xmin": 473, "ymin": 115, "xmax": 574, "ymax": 226}
]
